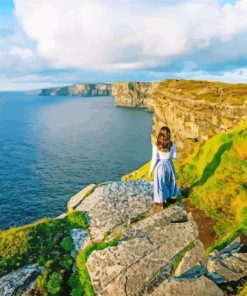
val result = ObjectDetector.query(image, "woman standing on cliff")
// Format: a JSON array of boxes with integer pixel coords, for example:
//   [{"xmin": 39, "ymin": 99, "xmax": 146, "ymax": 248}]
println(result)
[{"xmin": 148, "ymin": 126, "xmax": 180, "ymax": 210}]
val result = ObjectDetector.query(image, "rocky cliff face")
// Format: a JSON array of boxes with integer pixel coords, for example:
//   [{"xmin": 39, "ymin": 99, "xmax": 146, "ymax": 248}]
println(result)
[
  {"xmin": 39, "ymin": 83, "xmax": 112, "ymax": 96},
  {"xmin": 112, "ymin": 82, "xmax": 158, "ymax": 109},
  {"xmin": 113, "ymin": 79, "xmax": 247, "ymax": 157}
]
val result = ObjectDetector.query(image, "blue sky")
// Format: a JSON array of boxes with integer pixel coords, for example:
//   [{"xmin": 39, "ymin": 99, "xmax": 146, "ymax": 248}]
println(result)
[{"xmin": 0, "ymin": 0, "xmax": 247, "ymax": 90}]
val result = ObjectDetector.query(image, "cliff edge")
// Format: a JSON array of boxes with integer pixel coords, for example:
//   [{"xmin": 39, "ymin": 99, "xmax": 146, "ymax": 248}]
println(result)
[
  {"xmin": 0, "ymin": 79, "xmax": 246, "ymax": 296},
  {"xmin": 113, "ymin": 79, "xmax": 247, "ymax": 159},
  {"xmin": 39, "ymin": 83, "xmax": 112, "ymax": 97}
]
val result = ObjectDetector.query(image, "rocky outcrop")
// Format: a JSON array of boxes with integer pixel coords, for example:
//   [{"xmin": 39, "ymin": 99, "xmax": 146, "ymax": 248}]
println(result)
[
  {"xmin": 39, "ymin": 83, "xmax": 112, "ymax": 96},
  {"xmin": 150, "ymin": 276, "xmax": 224, "ymax": 296},
  {"xmin": 112, "ymin": 79, "xmax": 247, "ymax": 158},
  {"xmin": 70, "ymin": 228, "xmax": 89, "ymax": 259},
  {"xmin": 68, "ymin": 180, "xmax": 247, "ymax": 295},
  {"xmin": 1, "ymin": 179, "xmax": 246, "ymax": 295},
  {"xmin": 39, "ymin": 79, "xmax": 247, "ymax": 157},
  {"xmin": 0, "ymin": 264, "xmax": 44, "ymax": 296},
  {"xmin": 75, "ymin": 180, "xmax": 154, "ymax": 241},
  {"xmin": 112, "ymin": 82, "xmax": 158, "ymax": 109},
  {"xmin": 67, "ymin": 183, "xmax": 98, "ymax": 211},
  {"xmin": 174, "ymin": 239, "xmax": 207, "ymax": 276},
  {"xmin": 207, "ymin": 237, "xmax": 247, "ymax": 283}
]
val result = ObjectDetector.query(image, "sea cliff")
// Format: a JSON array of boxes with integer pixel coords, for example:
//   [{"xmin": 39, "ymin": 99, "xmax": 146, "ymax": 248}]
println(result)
[
  {"xmin": 113, "ymin": 79, "xmax": 247, "ymax": 158},
  {"xmin": 111, "ymin": 81, "xmax": 158, "ymax": 109},
  {"xmin": 39, "ymin": 83, "xmax": 112, "ymax": 96},
  {"xmin": 0, "ymin": 79, "xmax": 246, "ymax": 296}
]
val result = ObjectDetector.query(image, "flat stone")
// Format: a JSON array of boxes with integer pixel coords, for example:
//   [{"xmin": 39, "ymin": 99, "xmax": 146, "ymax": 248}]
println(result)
[
  {"xmin": 233, "ymin": 253, "xmax": 247, "ymax": 262},
  {"xmin": 86, "ymin": 210, "xmax": 198, "ymax": 296},
  {"xmin": 173, "ymin": 266, "xmax": 207, "ymax": 280},
  {"xmin": 0, "ymin": 264, "xmax": 44, "ymax": 296},
  {"xmin": 149, "ymin": 276, "xmax": 224, "ymax": 296},
  {"xmin": 70, "ymin": 228, "xmax": 90, "ymax": 258},
  {"xmin": 56, "ymin": 212, "xmax": 67, "ymax": 219},
  {"xmin": 174, "ymin": 239, "xmax": 207, "ymax": 276},
  {"xmin": 207, "ymin": 257, "xmax": 246, "ymax": 282},
  {"xmin": 221, "ymin": 255, "xmax": 247, "ymax": 275},
  {"xmin": 67, "ymin": 183, "xmax": 97, "ymax": 210},
  {"xmin": 206, "ymin": 272, "xmax": 226, "ymax": 284},
  {"xmin": 122, "ymin": 204, "xmax": 189, "ymax": 242},
  {"xmin": 220, "ymin": 237, "xmax": 241, "ymax": 255},
  {"xmin": 207, "ymin": 238, "xmax": 247, "ymax": 283},
  {"xmin": 76, "ymin": 180, "xmax": 154, "ymax": 240}
]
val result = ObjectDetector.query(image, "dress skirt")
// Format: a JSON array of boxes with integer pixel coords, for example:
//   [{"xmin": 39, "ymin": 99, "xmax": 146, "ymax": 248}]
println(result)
[{"xmin": 153, "ymin": 159, "xmax": 180, "ymax": 203}]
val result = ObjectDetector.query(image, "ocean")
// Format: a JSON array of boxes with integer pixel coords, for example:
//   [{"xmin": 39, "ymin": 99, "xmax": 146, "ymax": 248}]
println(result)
[{"xmin": 0, "ymin": 92, "xmax": 153, "ymax": 230}]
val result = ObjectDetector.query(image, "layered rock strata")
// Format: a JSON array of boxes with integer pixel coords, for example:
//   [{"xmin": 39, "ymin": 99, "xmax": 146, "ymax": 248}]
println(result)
[{"xmin": 113, "ymin": 80, "xmax": 247, "ymax": 157}]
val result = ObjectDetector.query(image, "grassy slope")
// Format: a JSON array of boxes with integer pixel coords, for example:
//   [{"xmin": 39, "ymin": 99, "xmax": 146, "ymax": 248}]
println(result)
[
  {"xmin": 154, "ymin": 79, "xmax": 247, "ymax": 106},
  {"xmin": 0, "ymin": 204, "xmax": 122, "ymax": 296},
  {"xmin": 0, "ymin": 211, "xmax": 88, "ymax": 294},
  {"xmin": 122, "ymin": 121, "xmax": 247, "ymax": 251}
]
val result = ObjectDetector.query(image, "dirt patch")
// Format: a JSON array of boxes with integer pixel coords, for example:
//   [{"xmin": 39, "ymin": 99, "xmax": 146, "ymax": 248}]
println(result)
[{"xmin": 183, "ymin": 199, "xmax": 218, "ymax": 250}]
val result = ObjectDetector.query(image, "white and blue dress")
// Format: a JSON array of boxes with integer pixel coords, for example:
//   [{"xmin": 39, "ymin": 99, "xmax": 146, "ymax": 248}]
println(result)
[{"xmin": 149, "ymin": 143, "xmax": 180, "ymax": 203}]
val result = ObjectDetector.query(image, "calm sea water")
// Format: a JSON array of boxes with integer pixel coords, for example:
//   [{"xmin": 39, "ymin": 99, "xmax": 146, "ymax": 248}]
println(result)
[{"xmin": 0, "ymin": 92, "xmax": 153, "ymax": 230}]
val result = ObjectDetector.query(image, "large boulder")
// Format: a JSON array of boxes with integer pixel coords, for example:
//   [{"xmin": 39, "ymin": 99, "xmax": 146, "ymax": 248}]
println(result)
[
  {"xmin": 67, "ymin": 183, "xmax": 97, "ymax": 210},
  {"xmin": 86, "ymin": 204, "xmax": 198, "ymax": 295},
  {"xmin": 0, "ymin": 264, "xmax": 44, "ymax": 296},
  {"xmin": 207, "ymin": 236, "xmax": 247, "ymax": 282},
  {"xmin": 149, "ymin": 276, "xmax": 224, "ymax": 296},
  {"xmin": 174, "ymin": 239, "xmax": 207, "ymax": 276}
]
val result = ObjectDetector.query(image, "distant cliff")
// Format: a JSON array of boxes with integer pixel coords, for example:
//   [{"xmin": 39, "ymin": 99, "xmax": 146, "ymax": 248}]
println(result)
[
  {"xmin": 112, "ymin": 82, "xmax": 158, "ymax": 110},
  {"xmin": 39, "ymin": 83, "xmax": 112, "ymax": 96},
  {"xmin": 112, "ymin": 79, "xmax": 247, "ymax": 157}
]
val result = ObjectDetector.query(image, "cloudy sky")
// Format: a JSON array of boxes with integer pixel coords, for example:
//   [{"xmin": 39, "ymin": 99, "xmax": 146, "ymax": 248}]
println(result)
[{"xmin": 0, "ymin": 0, "xmax": 247, "ymax": 90}]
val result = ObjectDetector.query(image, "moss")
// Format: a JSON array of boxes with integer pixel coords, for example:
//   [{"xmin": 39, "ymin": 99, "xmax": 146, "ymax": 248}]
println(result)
[
  {"xmin": 121, "ymin": 121, "xmax": 247, "ymax": 251},
  {"xmin": 83, "ymin": 183, "xmax": 105, "ymax": 199},
  {"xmin": 170, "ymin": 242, "xmax": 195, "ymax": 274},
  {"xmin": 0, "ymin": 210, "xmax": 89, "ymax": 295},
  {"xmin": 66, "ymin": 211, "xmax": 88, "ymax": 229},
  {"xmin": 121, "ymin": 160, "xmax": 151, "ymax": 181},
  {"xmin": 71, "ymin": 231, "xmax": 122, "ymax": 296},
  {"xmin": 238, "ymin": 283, "xmax": 247, "ymax": 296}
]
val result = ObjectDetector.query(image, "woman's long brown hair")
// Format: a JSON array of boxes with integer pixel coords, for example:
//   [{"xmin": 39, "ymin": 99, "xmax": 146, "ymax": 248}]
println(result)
[{"xmin": 156, "ymin": 126, "xmax": 173, "ymax": 152}]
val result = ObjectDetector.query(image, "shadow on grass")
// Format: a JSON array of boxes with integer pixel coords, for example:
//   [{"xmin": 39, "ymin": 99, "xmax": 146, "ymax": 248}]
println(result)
[
  {"xmin": 179, "ymin": 140, "xmax": 233, "ymax": 198},
  {"xmin": 192, "ymin": 140, "xmax": 232, "ymax": 188}
]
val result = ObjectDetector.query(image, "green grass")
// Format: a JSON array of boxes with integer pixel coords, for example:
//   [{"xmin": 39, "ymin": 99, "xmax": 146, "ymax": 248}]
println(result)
[
  {"xmin": 178, "ymin": 121, "xmax": 247, "ymax": 251},
  {"xmin": 170, "ymin": 242, "xmax": 195, "ymax": 274},
  {"xmin": 154, "ymin": 79, "xmax": 247, "ymax": 106},
  {"xmin": 121, "ymin": 160, "xmax": 151, "ymax": 181},
  {"xmin": 121, "ymin": 121, "xmax": 247, "ymax": 252},
  {"xmin": 69, "ymin": 231, "xmax": 122, "ymax": 296},
  {"xmin": 238, "ymin": 284, "xmax": 247, "ymax": 296},
  {"xmin": 0, "ymin": 211, "xmax": 88, "ymax": 295}
]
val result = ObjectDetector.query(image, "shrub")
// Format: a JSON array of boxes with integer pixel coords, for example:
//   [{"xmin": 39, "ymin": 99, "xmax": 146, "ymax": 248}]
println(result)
[
  {"xmin": 47, "ymin": 272, "xmax": 63, "ymax": 295},
  {"xmin": 60, "ymin": 237, "xmax": 74, "ymax": 252}
]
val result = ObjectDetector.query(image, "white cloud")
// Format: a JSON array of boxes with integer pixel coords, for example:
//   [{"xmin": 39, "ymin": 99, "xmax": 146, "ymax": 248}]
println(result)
[
  {"xmin": 180, "ymin": 68, "xmax": 247, "ymax": 83},
  {"xmin": 149, "ymin": 67, "xmax": 247, "ymax": 83},
  {"xmin": 9, "ymin": 46, "xmax": 34, "ymax": 59},
  {"xmin": 0, "ymin": 72, "xmax": 77, "ymax": 91},
  {"xmin": 13, "ymin": 0, "xmax": 247, "ymax": 71}
]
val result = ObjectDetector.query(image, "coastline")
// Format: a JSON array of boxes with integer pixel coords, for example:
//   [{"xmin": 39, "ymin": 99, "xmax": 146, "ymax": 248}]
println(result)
[{"xmin": 0, "ymin": 79, "xmax": 246, "ymax": 295}]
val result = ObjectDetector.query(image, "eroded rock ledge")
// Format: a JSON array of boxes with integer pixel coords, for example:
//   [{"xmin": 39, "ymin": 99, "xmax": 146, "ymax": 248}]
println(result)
[
  {"xmin": 112, "ymin": 80, "xmax": 247, "ymax": 158},
  {"xmin": 69, "ymin": 181, "xmax": 247, "ymax": 296},
  {"xmin": 1, "ymin": 181, "xmax": 246, "ymax": 295}
]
